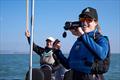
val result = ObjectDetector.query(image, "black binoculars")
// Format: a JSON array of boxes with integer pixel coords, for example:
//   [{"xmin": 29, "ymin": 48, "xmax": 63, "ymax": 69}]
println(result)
[{"xmin": 62, "ymin": 21, "xmax": 84, "ymax": 38}]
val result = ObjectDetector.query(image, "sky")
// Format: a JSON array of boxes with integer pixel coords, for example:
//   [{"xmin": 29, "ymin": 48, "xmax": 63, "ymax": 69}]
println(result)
[{"xmin": 0, "ymin": 0, "xmax": 120, "ymax": 54}]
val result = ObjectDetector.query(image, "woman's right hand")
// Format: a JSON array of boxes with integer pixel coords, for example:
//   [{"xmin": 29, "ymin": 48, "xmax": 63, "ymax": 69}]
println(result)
[{"xmin": 25, "ymin": 30, "xmax": 30, "ymax": 37}]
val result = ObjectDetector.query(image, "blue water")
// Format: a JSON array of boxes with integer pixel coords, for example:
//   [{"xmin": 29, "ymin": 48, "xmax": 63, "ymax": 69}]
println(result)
[{"xmin": 0, "ymin": 53, "xmax": 120, "ymax": 80}]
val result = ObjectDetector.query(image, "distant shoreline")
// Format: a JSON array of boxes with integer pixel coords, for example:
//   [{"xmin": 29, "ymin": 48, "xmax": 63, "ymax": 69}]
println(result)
[{"xmin": 0, "ymin": 50, "xmax": 120, "ymax": 54}]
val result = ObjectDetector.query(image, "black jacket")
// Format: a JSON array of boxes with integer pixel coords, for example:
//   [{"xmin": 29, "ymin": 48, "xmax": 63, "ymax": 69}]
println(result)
[{"xmin": 27, "ymin": 37, "xmax": 62, "ymax": 71}]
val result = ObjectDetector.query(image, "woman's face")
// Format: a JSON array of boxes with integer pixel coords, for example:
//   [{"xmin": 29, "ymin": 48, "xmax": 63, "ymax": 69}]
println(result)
[{"xmin": 80, "ymin": 17, "xmax": 98, "ymax": 33}]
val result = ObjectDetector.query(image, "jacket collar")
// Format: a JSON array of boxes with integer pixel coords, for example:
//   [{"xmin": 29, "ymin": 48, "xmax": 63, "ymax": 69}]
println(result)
[{"xmin": 87, "ymin": 30, "xmax": 96, "ymax": 37}]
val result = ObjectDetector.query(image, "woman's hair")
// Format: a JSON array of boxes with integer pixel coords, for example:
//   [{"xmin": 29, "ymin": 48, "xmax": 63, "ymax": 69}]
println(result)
[
  {"xmin": 97, "ymin": 24, "xmax": 102, "ymax": 34},
  {"xmin": 94, "ymin": 22, "xmax": 102, "ymax": 39}
]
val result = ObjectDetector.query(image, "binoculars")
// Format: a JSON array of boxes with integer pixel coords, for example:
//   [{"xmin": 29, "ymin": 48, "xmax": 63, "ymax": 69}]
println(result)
[{"xmin": 62, "ymin": 21, "xmax": 84, "ymax": 38}]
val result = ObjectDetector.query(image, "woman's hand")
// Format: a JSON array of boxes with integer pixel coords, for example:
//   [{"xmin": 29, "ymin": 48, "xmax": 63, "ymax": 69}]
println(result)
[
  {"xmin": 69, "ymin": 27, "xmax": 84, "ymax": 37},
  {"xmin": 77, "ymin": 27, "xmax": 84, "ymax": 36}
]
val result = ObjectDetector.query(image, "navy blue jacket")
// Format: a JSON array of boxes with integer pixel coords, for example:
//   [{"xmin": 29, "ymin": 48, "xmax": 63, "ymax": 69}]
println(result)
[{"xmin": 55, "ymin": 30, "xmax": 109, "ymax": 73}]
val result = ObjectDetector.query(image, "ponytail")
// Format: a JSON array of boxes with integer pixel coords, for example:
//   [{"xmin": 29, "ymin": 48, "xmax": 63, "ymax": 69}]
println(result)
[
  {"xmin": 94, "ymin": 23, "xmax": 102, "ymax": 39},
  {"xmin": 97, "ymin": 24, "xmax": 102, "ymax": 34}
]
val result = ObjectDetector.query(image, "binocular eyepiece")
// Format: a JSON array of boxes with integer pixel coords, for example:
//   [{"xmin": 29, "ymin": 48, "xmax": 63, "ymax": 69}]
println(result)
[{"xmin": 62, "ymin": 21, "xmax": 83, "ymax": 38}]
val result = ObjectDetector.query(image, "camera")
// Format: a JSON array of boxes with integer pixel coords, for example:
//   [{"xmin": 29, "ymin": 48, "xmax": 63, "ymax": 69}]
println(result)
[
  {"xmin": 62, "ymin": 21, "xmax": 83, "ymax": 38},
  {"xmin": 64, "ymin": 21, "xmax": 83, "ymax": 30}
]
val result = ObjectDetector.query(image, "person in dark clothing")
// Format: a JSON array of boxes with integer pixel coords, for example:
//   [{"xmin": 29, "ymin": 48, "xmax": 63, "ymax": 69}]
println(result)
[
  {"xmin": 25, "ymin": 31, "xmax": 65, "ymax": 80},
  {"xmin": 25, "ymin": 30, "xmax": 55, "ymax": 65},
  {"xmin": 53, "ymin": 7, "xmax": 109, "ymax": 80}
]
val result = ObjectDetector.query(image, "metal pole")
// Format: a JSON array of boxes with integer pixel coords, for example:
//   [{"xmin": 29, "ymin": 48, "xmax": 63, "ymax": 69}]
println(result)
[
  {"xmin": 26, "ymin": 0, "xmax": 29, "ymax": 32},
  {"xmin": 29, "ymin": 0, "xmax": 34, "ymax": 80}
]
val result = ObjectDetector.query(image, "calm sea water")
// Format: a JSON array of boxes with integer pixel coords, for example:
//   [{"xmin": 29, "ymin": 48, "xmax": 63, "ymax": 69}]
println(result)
[{"xmin": 0, "ymin": 53, "xmax": 120, "ymax": 80}]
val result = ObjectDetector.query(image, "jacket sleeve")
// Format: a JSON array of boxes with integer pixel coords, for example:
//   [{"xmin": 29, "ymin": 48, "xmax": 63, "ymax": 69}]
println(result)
[
  {"xmin": 27, "ymin": 37, "xmax": 45, "ymax": 56},
  {"xmin": 52, "ymin": 54, "xmax": 63, "ymax": 72},
  {"xmin": 54, "ymin": 50, "xmax": 70, "ymax": 69},
  {"xmin": 81, "ymin": 34, "xmax": 109, "ymax": 60}
]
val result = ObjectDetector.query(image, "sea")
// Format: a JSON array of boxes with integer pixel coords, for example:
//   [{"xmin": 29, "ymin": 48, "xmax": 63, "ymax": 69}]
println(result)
[{"xmin": 0, "ymin": 52, "xmax": 120, "ymax": 80}]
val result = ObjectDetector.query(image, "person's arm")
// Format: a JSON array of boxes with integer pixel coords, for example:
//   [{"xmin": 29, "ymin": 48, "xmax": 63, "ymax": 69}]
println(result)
[
  {"xmin": 52, "ymin": 39, "xmax": 70, "ymax": 69},
  {"xmin": 54, "ymin": 49, "xmax": 70, "ymax": 69},
  {"xmin": 25, "ymin": 31, "xmax": 44, "ymax": 55},
  {"xmin": 27, "ymin": 37, "xmax": 45, "ymax": 55},
  {"xmin": 52, "ymin": 54, "xmax": 62, "ymax": 72},
  {"xmin": 81, "ymin": 34, "xmax": 109, "ymax": 60}
]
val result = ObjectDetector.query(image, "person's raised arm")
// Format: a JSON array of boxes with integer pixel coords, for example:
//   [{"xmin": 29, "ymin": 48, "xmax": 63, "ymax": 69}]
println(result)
[{"xmin": 25, "ymin": 30, "xmax": 45, "ymax": 56}]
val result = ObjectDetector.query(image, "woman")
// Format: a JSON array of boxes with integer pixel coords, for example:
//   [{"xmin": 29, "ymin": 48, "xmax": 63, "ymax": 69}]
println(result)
[{"xmin": 53, "ymin": 7, "xmax": 109, "ymax": 80}]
